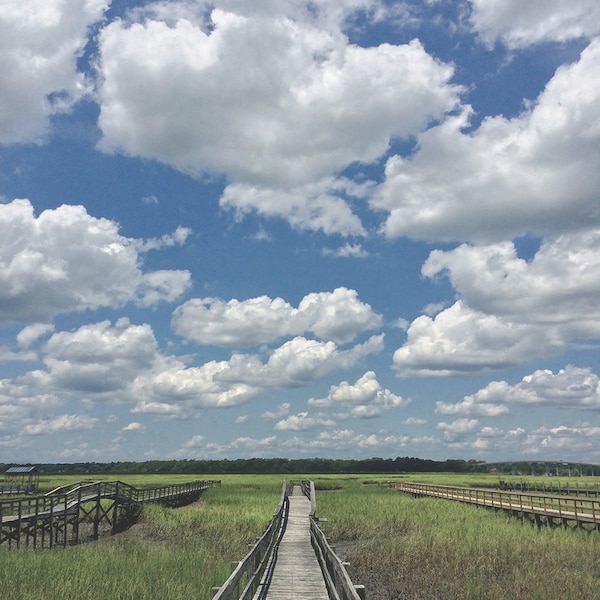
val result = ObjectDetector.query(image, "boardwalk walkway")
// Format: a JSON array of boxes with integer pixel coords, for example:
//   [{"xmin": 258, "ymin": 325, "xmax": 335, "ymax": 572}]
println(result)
[
  {"xmin": 1, "ymin": 480, "xmax": 218, "ymax": 549},
  {"xmin": 395, "ymin": 482, "xmax": 600, "ymax": 531},
  {"xmin": 258, "ymin": 485, "xmax": 328, "ymax": 600}
]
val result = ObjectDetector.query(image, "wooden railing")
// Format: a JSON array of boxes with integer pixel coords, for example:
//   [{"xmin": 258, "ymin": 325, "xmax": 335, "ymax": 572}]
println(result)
[
  {"xmin": 498, "ymin": 479, "xmax": 600, "ymax": 497},
  {"xmin": 211, "ymin": 480, "xmax": 292, "ymax": 600},
  {"xmin": 0, "ymin": 479, "xmax": 219, "ymax": 548},
  {"xmin": 301, "ymin": 480, "xmax": 365, "ymax": 600},
  {"xmin": 394, "ymin": 482, "xmax": 600, "ymax": 530},
  {"xmin": 0, "ymin": 484, "xmax": 37, "ymax": 495}
]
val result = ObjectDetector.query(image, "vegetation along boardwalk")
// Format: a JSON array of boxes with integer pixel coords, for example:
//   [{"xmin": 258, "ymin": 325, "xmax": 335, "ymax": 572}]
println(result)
[
  {"xmin": 213, "ymin": 481, "xmax": 364, "ymax": 600},
  {"xmin": 0, "ymin": 479, "xmax": 219, "ymax": 549},
  {"xmin": 395, "ymin": 481, "xmax": 600, "ymax": 531}
]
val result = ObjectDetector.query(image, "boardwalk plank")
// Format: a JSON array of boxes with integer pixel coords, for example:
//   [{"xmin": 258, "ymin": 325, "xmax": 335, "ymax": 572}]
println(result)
[{"xmin": 258, "ymin": 486, "xmax": 329, "ymax": 600}]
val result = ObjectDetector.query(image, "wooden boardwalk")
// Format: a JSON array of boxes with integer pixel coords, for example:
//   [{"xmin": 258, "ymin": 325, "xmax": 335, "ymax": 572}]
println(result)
[
  {"xmin": 396, "ymin": 482, "xmax": 600, "ymax": 530},
  {"xmin": 0, "ymin": 480, "xmax": 218, "ymax": 549},
  {"xmin": 258, "ymin": 485, "xmax": 329, "ymax": 600}
]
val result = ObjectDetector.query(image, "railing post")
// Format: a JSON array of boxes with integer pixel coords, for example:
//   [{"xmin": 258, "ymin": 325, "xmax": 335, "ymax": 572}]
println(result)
[
  {"xmin": 63, "ymin": 492, "xmax": 68, "ymax": 547},
  {"xmin": 16, "ymin": 499, "xmax": 22, "ymax": 549},
  {"xmin": 73, "ymin": 486, "xmax": 81, "ymax": 544},
  {"xmin": 309, "ymin": 480, "xmax": 317, "ymax": 517},
  {"xmin": 112, "ymin": 482, "xmax": 119, "ymax": 534},
  {"xmin": 93, "ymin": 485, "xmax": 101, "ymax": 540}
]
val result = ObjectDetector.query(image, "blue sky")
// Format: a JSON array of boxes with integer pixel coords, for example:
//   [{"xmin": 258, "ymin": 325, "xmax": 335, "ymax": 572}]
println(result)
[{"xmin": 1, "ymin": 0, "xmax": 599, "ymax": 464}]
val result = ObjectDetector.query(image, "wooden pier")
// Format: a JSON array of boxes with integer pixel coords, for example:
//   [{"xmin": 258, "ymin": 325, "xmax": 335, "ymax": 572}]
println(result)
[
  {"xmin": 213, "ymin": 481, "xmax": 364, "ymax": 600},
  {"xmin": 0, "ymin": 479, "xmax": 219, "ymax": 549},
  {"xmin": 258, "ymin": 486, "xmax": 329, "ymax": 599},
  {"xmin": 395, "ymin": 481, "xmax": 600, "ymax": 531}
]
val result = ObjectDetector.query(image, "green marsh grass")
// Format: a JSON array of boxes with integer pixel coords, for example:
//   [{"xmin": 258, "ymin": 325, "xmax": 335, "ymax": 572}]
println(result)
[
  {"xmin": 314, "ymin": 476, "xmax": 600, "ymax": 599},
  {"xmin": 3, "ymin": 473, "xmax": 599, "ymax": 599},
  {"xmin": 0, "ymin": 475, "xmax": 283, "ymax": 600}
]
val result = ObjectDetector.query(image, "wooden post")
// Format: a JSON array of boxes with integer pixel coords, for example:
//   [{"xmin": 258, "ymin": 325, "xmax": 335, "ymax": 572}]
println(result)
[
  {"xmin": 93, "ymin": 486, "xmax": 101, "ymax": 540},
  {"xmin": 33, "ymin": 497, "xmax": 40, "ymax": 548},
  {"xmin": 112, "ymin": 482, "xmax": 119, "ymax": 534},
  {"xmin": 355, "ymin": 584, "xmax": 366, "ymax": 599},
  {"xmin": 16, "ymin": 499, "xmax": 22, "ymax": 549},
  {"xmin": 230, "ymin": 560, "xmax": 241, "ymax": 599},
  {"xmin": 72, "ymin": 487, "xmax": 81, "ymax": 544},
  {"xmin": 49, "ymin": 499, "xmax": 55, "ymax": 548},
  {"xmin": 63, "ymin": 493, "xmax": 69, "ymax": 547}
]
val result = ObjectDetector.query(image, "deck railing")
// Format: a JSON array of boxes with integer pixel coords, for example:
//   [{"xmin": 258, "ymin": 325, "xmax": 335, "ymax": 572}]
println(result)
[
  {"xmin": 394, "ymin": 482, "xmax": 600, "ymax": 529},
  {"xmin": 0, "ymin": 479, "xmax": 219, "ymax": 548},
  {"xmin": 301, "ymin": 480, "xmax": 366, "ymax": 600}
]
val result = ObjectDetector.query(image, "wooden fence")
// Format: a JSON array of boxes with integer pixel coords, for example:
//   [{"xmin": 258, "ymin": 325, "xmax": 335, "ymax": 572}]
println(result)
[
  {"xmin": 394, "ymin": 481, "xmax": 600, "ymax": 531},
  {"xmin": 0, "ymin": 479, "xmax": 219, "ymax": 549},
  {"xmin": 497, "ymin": 479, "xmax": 600, "ymax": 497},
  {"xmin": 302, "ymin": 479, "xmax": 365, "ymax": 600}
]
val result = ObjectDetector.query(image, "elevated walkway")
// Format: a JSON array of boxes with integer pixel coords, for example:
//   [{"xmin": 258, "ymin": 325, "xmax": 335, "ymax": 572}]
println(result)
[
  {"xmin": 213, "ymin": 481, "xmax": 364, "ymax": 600},
  {"xmin": 259, "ymin": 486, "xmax": 328, "ymax": 599}
]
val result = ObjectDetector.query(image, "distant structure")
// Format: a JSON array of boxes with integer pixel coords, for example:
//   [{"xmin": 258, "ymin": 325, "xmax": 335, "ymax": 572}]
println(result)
[{"xmin": 3, "ymin": 466, "xmax": 39, "ymax": 494}]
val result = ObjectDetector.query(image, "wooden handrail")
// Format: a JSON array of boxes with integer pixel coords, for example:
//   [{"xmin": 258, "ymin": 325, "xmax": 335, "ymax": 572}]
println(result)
[
  {"xmin": 300, "ymin": 479, "xmax": 316, "ymax": 516},
  {"xmin": 310, "ymin": 518, "xmax": 365, "ymax": 600},
  {"xmin": 300, "ymin": 479, "xmax": 365, "ymax": 600},
  {"xmin": 394, "ymin": 482, "xmax": 600, "ymax": 528},
  {"xmin": 0, "ymin": 480, "xmax": 219, "ymax": 548},
  {"xmin": 212, "ymin": 480, "xmax": 290, "ymax": 600}
]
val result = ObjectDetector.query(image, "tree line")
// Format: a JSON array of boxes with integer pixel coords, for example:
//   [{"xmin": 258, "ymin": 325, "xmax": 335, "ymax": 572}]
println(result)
[{"xmin": 2, "ymin": 457, "xmax": 484, "ymax": 475}]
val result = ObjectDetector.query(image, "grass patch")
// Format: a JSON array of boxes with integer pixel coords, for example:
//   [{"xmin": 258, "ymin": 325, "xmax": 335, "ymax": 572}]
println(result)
[
  {"xmin": 3, "ymin": 473, "xmax": 599, "ymax": 599},
  {"xmin": 0, "ymin": 475, "xmax": 282, "ymax": 600},
  {"xmin": 315, "ymin": 476, "xmax": 600, "ymax": 599}
]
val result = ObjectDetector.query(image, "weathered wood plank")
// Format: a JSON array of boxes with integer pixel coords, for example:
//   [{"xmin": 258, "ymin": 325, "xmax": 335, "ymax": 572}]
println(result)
[{"xmin": 259, "ymin": 486, "xmax": 329, "ymax": 600}]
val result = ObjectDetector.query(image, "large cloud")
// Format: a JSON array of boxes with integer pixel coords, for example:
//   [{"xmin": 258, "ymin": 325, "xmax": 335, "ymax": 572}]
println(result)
[
  {"xmin": 374, "ymin": 39, "xmax": 600, "ymax": 243},
  {"xmin": 172, "ymin": 287, "xmax": 382, "ymax": 346},
  {"xmin": 437, "ymin": 366, "xmax": 600, "ymax": 417},
  {"xmin": 0, "ymin": 319, "xmax": 383, "ymax": 439},
  {"xmin": 96, "ymin": 1, "xmax": 460, "ymax": 234},
  {"xmin": 394, "ymin": 230, "xmax": 600, "ymax": 375},
  {"xmin": 0, "ymin": 199, "xmax": 191, "ymax": 322},
  {"xmin": 0, "ymin": 0, "xmax": 108, "ymax": 144},
  {"xmin": 143, "ymin": 334, "xmax": 384, "ymax": 408},
  {"xmin": 42, "ymin": 319, "xmax": 159, "ymax": 394},
  {"xmin": 0, "ymin": 320, "xmax": 160, "ymax": 411},
  {"xmin": 393, "ymin": 301, "xmax": 562, "ymax": 376},
  {"xmin": 469, "ymin": 0, "xmax": 600, "ymax": 48},
  {"xmin": 97, "ymin": 6, "xmax": 458, "ymax": 184}
]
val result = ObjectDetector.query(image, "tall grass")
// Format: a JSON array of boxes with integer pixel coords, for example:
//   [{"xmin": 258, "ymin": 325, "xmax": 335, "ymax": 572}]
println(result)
[
  {"xmin": 0, "ymin": 475, "xmax": 282, "ymax": 600},
  {"xmin": 3, "ymin": 473, "xmax": 599, "ymax": 599},
  {"xmin": 315, "ymin": 476, "xmax": 600, "ymax": 599}
]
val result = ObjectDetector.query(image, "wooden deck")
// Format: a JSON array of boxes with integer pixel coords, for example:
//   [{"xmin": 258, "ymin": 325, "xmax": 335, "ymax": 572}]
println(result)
[
  {"xmin": 258, "ymin": 486, "xmax": 329, "ymax": 600},
  {"xmin": 0, "ymin": 480, "xmax": 218, "ymax": 549},
  {"xmin": 395, "ymin": 482, "xmax": 600, "ymax": 531}
]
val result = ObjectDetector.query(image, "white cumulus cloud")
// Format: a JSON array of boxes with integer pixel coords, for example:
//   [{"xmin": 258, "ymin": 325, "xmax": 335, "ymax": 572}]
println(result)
[
  {"xmin": 394, "ymin": 230, "xmax": 600, "ymax": 375},
  {"xmin": 374, "ymin": 39, "xmax": 600, "ymax": 243},
  {"xmin": 142, "ymin": 334, "xmax": 384, "ymax": 408},
  {"xmin": 308, "ymin": 371, "xmax": 409, "ymax": 417},
  {"xmin": 96, "ymin": 1, "xmax": 460, "ymax": 235},
  {"xmin": 469, "ymin": 0, "xmax": 600, "ymax": 48},
  {"xmin": 172, "ymin": 287, "xmax": 382, "ymax": 346},
  {"xmin": 0, "ymin": 200, "xmax": 191, "ymax": 322},
  {"xmin": 0, "ymin": 0, "xmax": 108, "ymax": 144}
]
